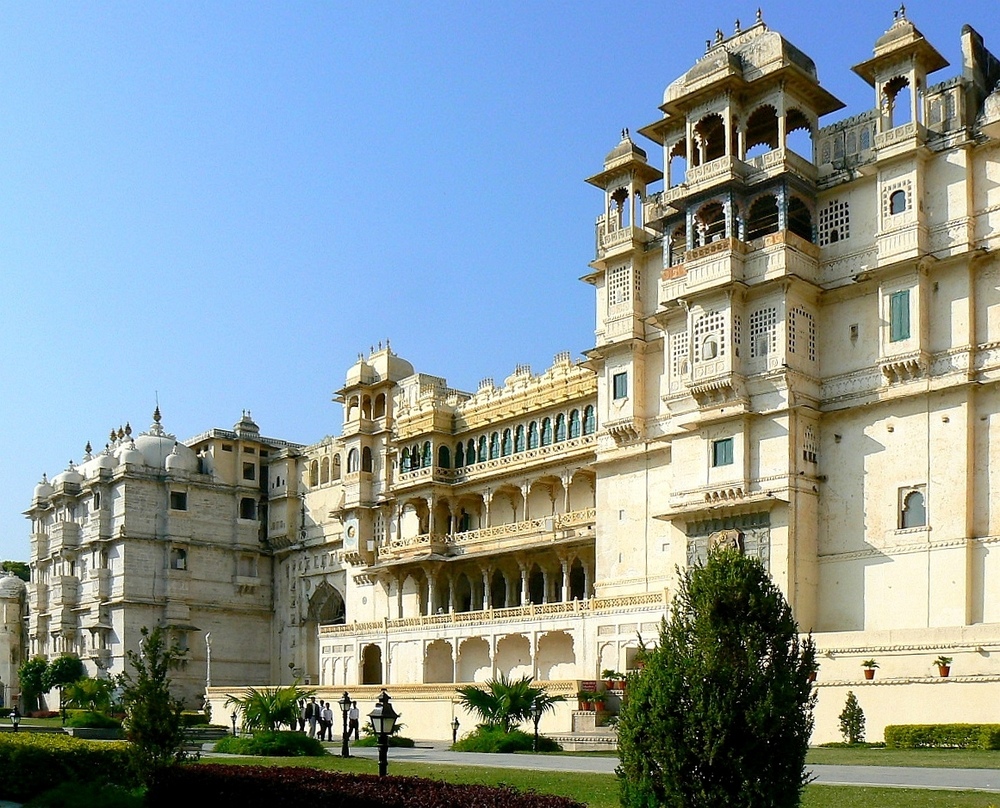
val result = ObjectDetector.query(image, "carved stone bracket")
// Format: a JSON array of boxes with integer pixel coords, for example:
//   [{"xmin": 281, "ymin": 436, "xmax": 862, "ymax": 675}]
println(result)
[{"xmin": 880, "ymin": 351, "xmax": 930, "ymax": 385}]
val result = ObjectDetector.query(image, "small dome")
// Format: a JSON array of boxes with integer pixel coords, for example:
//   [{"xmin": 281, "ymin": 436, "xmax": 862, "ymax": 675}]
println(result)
[
  {"xmin": 52, "ymin": 462, "xmax": 84, "ymax": 487},
  {"xmin": 165, "ymin": 442, "xmax": 198, "ymax": 473},
  {"xmin": 94, "ymin": 451, "xmax": 117, "ymax": 472},
  {"xmin": 604, "ymin": 129, "xmax": 647, "ymax": 165},
  {"xmin": 117, "ymin": 440, "xmax": 144, "ymax": 466},
  {"xmin": 0, "ymin": 572, "xmax": 26, "ymax": 599},
  {"xmin": 33, "ymin": 474, "xmax": 53, "ymax": 501}
]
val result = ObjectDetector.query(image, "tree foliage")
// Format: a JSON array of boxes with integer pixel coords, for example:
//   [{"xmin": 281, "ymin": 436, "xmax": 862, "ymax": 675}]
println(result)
[
  {"xmin": 617, "ymin": 548, "xmax": 816, "ymax": 808},
  {"xmin": 456, "ymin": 674, "xmax": 564, "ymax": 733},
  {"xmin": 17, "ymin": 656, "xmax": 48, "ymax": 701},
  {"xmin": 839, "ymin": 691, "xmax": 865, "ymax": 744},
  {"xmin": 41, "ymin": 655, "xmax": 85, "ymax": 693},
  {"xmin": 225, "ymin": 683, "xmax": 314, "ymax": 734},
  {"xmin": 0, "ymin": 561, "xmax": 29, "ymax": 582},
  {"xmin": 117, "ymin": 626, "xmax": 184, "ymax": 783},
  {"xmin": 64, "ymin": 676, "xmax": 115, "ymax": 712}
]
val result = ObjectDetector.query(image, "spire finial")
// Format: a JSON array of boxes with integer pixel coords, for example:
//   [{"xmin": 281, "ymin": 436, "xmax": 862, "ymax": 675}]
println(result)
[
  {"xmin": 715, "ymin": 28, "xmax": 724, "ymax": 43},
  {"xmin": 756, "ymin": 7, "xmax": 763, "ymax": 24},
  {"xmin": 124, "ymin": 422, "xmax": 132, "ymax": 437},
  {"xmin": 153, "ymin": 405, "xmax": 161, "ymax": 424},
  {"xmin": 734, "ymin": 18, "xmax": 741, "ymax": 33}
]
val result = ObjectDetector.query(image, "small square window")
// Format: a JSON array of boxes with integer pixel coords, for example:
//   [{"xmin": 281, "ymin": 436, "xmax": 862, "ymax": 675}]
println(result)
[
  {"xmin": 169, "ymin": 547, "xmax": 187, "ymax": 570},
  {"xmin": 244, "ymin": 447, "xmax": 256, "ymax": 455},
  {"xmin": 243, "ymin": 462, "xmax": 256, "ymax": 481},
  {"xmin": 712, "ymin": 438, "xmax": 734, "ymax": 467},
  {"xmin": 169, "ymin": 491, "xmax": 187, "ymax": 511},
  {"xmin": 612, "ymin": 372, "xmax": 628, "ymax": 400},
  {"xmin": 221, "ymin": 444, "xmax": 233, "ymax": 452}
]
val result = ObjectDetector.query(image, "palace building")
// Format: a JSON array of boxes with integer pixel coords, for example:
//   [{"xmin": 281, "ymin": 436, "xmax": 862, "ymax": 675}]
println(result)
[{"xmin": 15, "ymin": 11, "xmax": 1000, "ymax": 741}]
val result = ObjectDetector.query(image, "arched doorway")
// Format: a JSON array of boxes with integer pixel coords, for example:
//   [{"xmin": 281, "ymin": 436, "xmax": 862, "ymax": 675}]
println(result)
[
  {"xmin": 303, "ymin": 582, "xmax": 345, "ymax": 683},
  {"xmin": 361, "ymin": 644, "xmax": 383, "ymax": 685}
]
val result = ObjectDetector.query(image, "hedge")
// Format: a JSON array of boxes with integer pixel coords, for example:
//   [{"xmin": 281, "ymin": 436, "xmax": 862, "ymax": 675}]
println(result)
[
  {"xmin": 148, "ymin": 764, "xmax": 586, "ymax": 808},
  {"xmin": 213, "ymin": 731, "xmax": 326, "ymax": 757},
  {"xmin": 884, "ymin": 723, "xmax": 1000, "ymax": 749},
  {"xmin": 0, "ymin": 733, "xmax": 136, "ymax": 802}
]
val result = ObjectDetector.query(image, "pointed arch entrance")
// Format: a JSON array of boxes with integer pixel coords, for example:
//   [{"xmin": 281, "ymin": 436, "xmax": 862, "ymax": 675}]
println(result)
[{"xmin": 304, "ymin": 582, "xmax": 345, "ymax": 683}]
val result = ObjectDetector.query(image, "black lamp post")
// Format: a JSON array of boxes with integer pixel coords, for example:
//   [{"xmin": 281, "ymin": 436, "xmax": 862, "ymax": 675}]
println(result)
[
  {"xmin": 10, "ymin": 707, "xmax": 20, "ymax": 733},
  {"xmin": 338, "ymin": 691, "xmax": 351, "ymax": 758},
  {"xmin": 451, "ymin": 716, "xmax": 460, "ymax": 745},
  {"xmin": 230, "ymin": 709, "xmax": 238, "ymax": 737},
  {"xmin": 368, "ymin": 689, "xmax": 399, "ymax": 777},
  {"xmin": 531, "ymin": 698, "xmax": 543, "ymax": 753}
]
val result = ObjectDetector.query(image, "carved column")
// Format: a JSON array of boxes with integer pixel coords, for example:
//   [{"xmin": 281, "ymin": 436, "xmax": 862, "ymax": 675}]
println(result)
[
  {"xmin": 584, "ymin": 562, "xmax": 593, "ymax": 600},
  {"xmin": 483, "ymin": 489, "xmax": 492, "ymax": 528},
  {"xmin": 481, "ymin": 566, "xmax": 491, "ymax": 610},
  {"xmin": 425, "ymin": 567, "xmax": 436, "ymax": 615},
  {"xmin": 541, "ymin": 569, "xmax": 550, "ymax": 604},
  {"xmin": 521, "ymin": 482, "xmax": 531, "ymax": 522},
  {"xmin": 561, "ymin": 557, "xmax": 571, "ymax": 603},
  {"xmin": 562, "ymin": 472, "xmax": 572, "ymax": 514},
  {"xmin": 395, "ymin": 573, "xmax": 404, "ymax": 618}
]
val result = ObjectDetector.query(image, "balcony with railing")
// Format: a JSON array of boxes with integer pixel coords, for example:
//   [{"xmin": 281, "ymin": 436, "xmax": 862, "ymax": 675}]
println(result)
[
  {"xmin": 874, "ymin": 121, "xmax": 928, "ymax": 161},
  {"xmin": 594, "ymin": 216, "xmax": 652, "ymax": 262},
  {"xmin": 49, "ymin": 575, "xmax": 80, "ymax": 608},
  {"xmin": 87, "ymin": 568, "xmax": 111, "ymax": 602},
  {"xmin": 376, "ymin": 507, "xmax": 597, "ymax": 563},
  {"xmin": 31, "ymin": 531, "xmax": 48, "ymax": 559},
  {"xmin": 342, "ymin": 471, "xmax": 374, "ymax": 508}
]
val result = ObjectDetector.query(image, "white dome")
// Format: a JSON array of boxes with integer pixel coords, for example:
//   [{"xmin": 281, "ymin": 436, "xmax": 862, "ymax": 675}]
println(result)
[
  {"xmin": 117, "ymin": 440, "xmax": 144, "ymax": 466},
  {"xmin": 52, "ymin": 463, "xmax": 84, "ymax": 487},
  {"xmin": 165, "ymin": 442, "xmax": 198, "ymax": 473},
  {"xmin": 0, "ymin": 572, "xmax": 26, "ymax": 599},
  {"xmin": 33, "ymin": 474, "xmax": 53, "ymax": 501}
]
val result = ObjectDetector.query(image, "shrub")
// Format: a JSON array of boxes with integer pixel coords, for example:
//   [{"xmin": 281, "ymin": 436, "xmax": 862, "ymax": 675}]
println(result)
[
  {"xmin": 0, "ymin": 733, "xmax": 136, "ymax": 803},
  {"xmin": 456, "ymin": 675, "xmax": 563, "ymax": 733},
  {"xmin": 117, "ymin": 626, "xmax": 184, "ymax": 784},
  {"xmin": 354, "ymin": 733, "xmax": 416, "ymax": 748},
  {"xmin": 213, "ymin": 730, "xmax": 326, "ymax": 757},
  {"xmin": 180, "ymin": 711, "xmax": 209, "ymax": 728},
  {"xmin": 838, "ymin": 691, "xmax": 865, "ymax": 744},
  {"xmin": 147, "ymin": 764, "xmax": 585, "ymax": 807},
  {"xmin": 884, "ymin": 724, "xmax": 1000, "ymax": 749},
  {"xmin": 65, "ymin": 710, "xmax": 122, "ymax": 729},
  {"xmin": 24, "ymin": 781, "xmax": 144, "ymax": 808},
  {"xmin": 28, "ymin": 711, "xmax": 61, "ymax": 719},
  {"xmin": 617, "ymin": 548, "xmax": 816, "ymax": 808},
  {"xmin": 18, "ymin": 657, "xmax": 49, "ymax": 709},
  {"xmin": 452, "ymin": 725, "xmax": 561, "ymax": 753},
  {"xmin": 226, "ymin": 683, "xmax": 314, "ymax": 734}
]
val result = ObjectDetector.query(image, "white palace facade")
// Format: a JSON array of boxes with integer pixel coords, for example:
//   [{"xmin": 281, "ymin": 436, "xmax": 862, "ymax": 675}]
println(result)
[{"xmin": 12, "ymin": 11, "xmax": 1000, "ymax": 741}]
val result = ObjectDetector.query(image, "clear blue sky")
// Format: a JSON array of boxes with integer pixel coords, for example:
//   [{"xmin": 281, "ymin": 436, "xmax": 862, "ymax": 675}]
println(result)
[{"xmin": 0, "ymin": 1, "xmax": 994, "ymax": 562}]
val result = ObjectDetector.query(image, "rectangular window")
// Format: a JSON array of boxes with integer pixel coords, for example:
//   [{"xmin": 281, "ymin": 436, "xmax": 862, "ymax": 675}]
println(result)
[
  {"xmin": 221, "ymin": 444, "xmax": 233, "ymax": 452},
  {"xmin": 169, "ymin": 491, "xmax": 187, "ymax": 511},
  {"xmin": 244, "ymin": 447, "xmax": 256, "ymax": 455},
  {"xmin": 243, "ymin": 462, "xmax": 256, "ymax": 481},
  {"xmin": 612, "ymin": 372, "xmax": 628, "ymax": 400},
  {"xmin": 889, "ymin": 290, "xmax": 910, "ymax": 342},
  {"xmin": 712, "ymin": 438, "xmax": 734, "ymax": 467}
]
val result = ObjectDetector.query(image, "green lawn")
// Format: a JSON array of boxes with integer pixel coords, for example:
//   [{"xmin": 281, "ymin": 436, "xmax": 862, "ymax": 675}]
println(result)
[
  {"xmin": 807, "ymin": 746, "xmax": 1000, "ymax": 769},
  {"xmin": 205, "ymin": 756, "xmax": 1000, "ymax": 808}
]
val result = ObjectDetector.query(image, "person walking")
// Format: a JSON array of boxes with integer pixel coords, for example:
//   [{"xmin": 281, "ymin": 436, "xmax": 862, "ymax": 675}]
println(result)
[
  {"xmin": 298, "ymin": 700, "xmax": 306, "ymax": 732},
  {"xmin": 320, "ymin": 701, "xmax": 333, "ymax": 742},
  {"xmin": 348, "ymin": 701, "xmax": 360, "ymax": 741},
  {"xmin": 306, "ymin": 696, "xmax": 318, "ymax": 738}
]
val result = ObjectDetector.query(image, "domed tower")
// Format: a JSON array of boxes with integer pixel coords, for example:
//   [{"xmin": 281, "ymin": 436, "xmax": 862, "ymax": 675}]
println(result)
[
  {"xmin": 333, "ymin": 343, "xmax": 414, "ymax": 561},
  {"xmin": 0, "ymin": 571, "xmax": 27, "ymax": 708}
]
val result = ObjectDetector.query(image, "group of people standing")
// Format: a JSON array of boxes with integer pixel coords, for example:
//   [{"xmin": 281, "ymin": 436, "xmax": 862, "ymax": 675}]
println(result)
[{"xmin": 298, "ymin": 696, "xmax": 360, "ymax": 742}]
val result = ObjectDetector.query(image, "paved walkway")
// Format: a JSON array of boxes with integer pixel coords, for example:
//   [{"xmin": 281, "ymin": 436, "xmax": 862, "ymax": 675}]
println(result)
[{"xmin": 346, "ymin": 742, "xmax": 1000, "ymax": 792}]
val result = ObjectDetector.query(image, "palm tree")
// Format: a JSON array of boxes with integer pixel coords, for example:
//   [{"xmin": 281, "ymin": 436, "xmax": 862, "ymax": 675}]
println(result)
[
  {"xmin": 63, "ymin": 677, "xmax": 114, "ymax": 712},
  {"xmin": 226, "ymin": 683, "xmax": 313, "ymax": 733},
  {"xmin": 456, "ymin": 674, "xmax": 564, "ymax": 733}
]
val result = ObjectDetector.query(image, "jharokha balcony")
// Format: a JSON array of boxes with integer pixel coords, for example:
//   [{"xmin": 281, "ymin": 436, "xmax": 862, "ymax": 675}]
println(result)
[{"xmin": 375, "ymin": 508, "xmax": 596, "ymax": 563}]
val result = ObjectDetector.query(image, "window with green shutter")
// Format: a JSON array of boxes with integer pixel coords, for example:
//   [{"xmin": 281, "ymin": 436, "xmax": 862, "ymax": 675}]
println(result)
[
  {"xmin": 890, "ymin": 290, "xmax": 910, "ymax": 342},
  {"xmin": 712, "ymin": 438, "xmax": 734, "ymax": 467}
]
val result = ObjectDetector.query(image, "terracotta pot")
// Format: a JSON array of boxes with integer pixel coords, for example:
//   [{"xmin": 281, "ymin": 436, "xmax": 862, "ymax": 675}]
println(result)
[
  {"xmin": 863, "ymin": 668, "xmax": 876, "ymax": 680},
  {"xmin": 605, "ymin": 680, "xmax": 615, "ymax": 691},
  {"xmin": 938, "ymin": 665, "xmax": 951, "ymax": 678}
]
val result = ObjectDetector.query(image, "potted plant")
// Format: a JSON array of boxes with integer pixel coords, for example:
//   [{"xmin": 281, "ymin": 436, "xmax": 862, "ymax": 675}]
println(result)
[
  {"xmin": 592, "ymin": 692, "xmax": 607, "ymax": 712},
  {"xmin": 602, "ymin": 669, "xmax": 625, "ymax": 690},
  {"xmin": 934, "ymin": 655, "xmax": 952, "ymax": 677},
  {"xmin": 862, "ymin": 659, "xmax": 878, "ymax": 680},
  {"xmin": 577, "ymin": 689, "xmax": 594, "ymax": 711}
]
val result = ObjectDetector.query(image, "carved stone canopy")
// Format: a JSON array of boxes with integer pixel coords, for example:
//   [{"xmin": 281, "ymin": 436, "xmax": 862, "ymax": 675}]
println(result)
[{"xmin": 709, "ymin": 528, "xmax": 745, "ymax": 554}]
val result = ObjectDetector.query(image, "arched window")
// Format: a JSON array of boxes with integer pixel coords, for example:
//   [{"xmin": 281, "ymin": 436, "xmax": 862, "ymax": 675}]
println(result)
[
  {"xmin": 693, "ymin": 113, "xmax": 725, "ymax": 165},
  {"xmin": 514, "ymin": 425, "xmax": 526, "ymax": 453},
  {"xmin": 489, "ymin": 432, "xmax": 500, "ymax": 459},
  {"xmin": 400, "ymin": 448, "xmax": 411, "ymax": 473},
  {"xmin": 890, "ymin": 190, "xmax": 907, "ymax": 215},
  {"xmin": 309, "ymin": 460, "xmax": 318, "ymax": 487},
  {"xmin": 421, "ymin": 441, "xmax": 432, "ymax": 468},
  {"xmin": 555, "ymin": 413, "xmax": 566, "ymax": 442},
  {"xmin": 540, "ymin": 418, "xmax": 552, "ymax": 446},
  {"xmin": 744, "ymin": 105, "xmax": 778, "ymax": 159},
  {"xmin": 583, "ymin": 406, "xmax": 596, "ymax": 435},
  {"xmin": 332, "ymin": 454, "xmax": 341, "ymax": 480},
  {"xmin": 696, "ymin": 201, "xmax": 726, "ymax": 245},
  {"xmin": 788, "ymin": 197, "xmax": 813, "ymax": 243},
  {"xmin": 361, "ymin": 396, "xmax": 372, "ymax": 420},
  {"xmin": 746, "ymin": 195, "xmax": 780, "ymax": 241},
  {"xmin": 528, "ymin": 422, "xmax": 539, "ymax": 449},
  {"xmin": 477, "ymin": 436, "xmax": 487, "ymax": 463},
  {"xmin": 667, "ymin": 140, "xmax": 687, "ymax": 188},
  {"xmin": 569, "ymin": 410, "xmax": 581, "ymax": 438},
  {"xmin": 900, "ymin": 489, "xmax": 926, "ymax": 528},
  {"xmin": 373, "ymin": 393, "xmax": 386, "ymax": 419},
  {"xmin": 455, "ymin": 442, "xmax": 465, "ymax": 468},
  {"xmin": 467, "ymin": 439, "xmax": 476, "ymax": 464},
  {"xmin": 702, "ymin": 336, "xmax": 719, "ymax": 360},
  {"xmin": 320, "ymin": 457, "xmax": 330, "ymax": 484},
  {"xmin": 669, "ymin": 225, "xmax": 687, "ymax": 266},
  {"xmin": 347, "ymin": 449, "xmax": 360, "ymax": 473},
  {"xmin": 437, "ymin": 445, "xmax": 450, "ymax": 469},
  {"xmin": 362, "ymin": 446, "xmax": 373, "ymax": 473},
  {"xmin": 501, "ymin": 429, "xmax": 512, "ymax": 456}
]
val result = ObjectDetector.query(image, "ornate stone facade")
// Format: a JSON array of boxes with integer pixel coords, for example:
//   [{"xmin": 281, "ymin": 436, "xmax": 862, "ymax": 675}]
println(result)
[{"xmin": 21, "ymin": 12, "xmax": 1000, "ymax": 742}]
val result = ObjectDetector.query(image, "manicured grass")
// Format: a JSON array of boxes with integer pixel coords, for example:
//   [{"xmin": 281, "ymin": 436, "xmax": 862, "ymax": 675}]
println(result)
[
  {"xmin": 203, "ymin": 756, "xmax": 1000, "ymax": 808},
  {"xmin": 807, "ymin": 746, "xmax": 1000, "ymax": 770}
]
